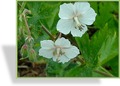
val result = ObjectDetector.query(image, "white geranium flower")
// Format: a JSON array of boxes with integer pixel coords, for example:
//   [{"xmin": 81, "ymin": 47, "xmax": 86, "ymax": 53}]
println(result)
[
  {"xmin": 57, "ymin": 2, "xmax": 97, "ymax": 37},
  {"xmin": 39, "ymin": 37, "xmax": 79, "ymax": 63}
]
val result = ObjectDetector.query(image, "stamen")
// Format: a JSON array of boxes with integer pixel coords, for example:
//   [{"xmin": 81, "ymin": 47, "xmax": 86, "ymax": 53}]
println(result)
[
  {"xmin": 53, "ymin": 48, "xmax": 60, "ymax": 61},
  {"xmin": 78, "ymin": 25, "xmax": 83, "ymax": 31},
  {"xmin": 56, "ymin": 48, "xmax": 61, "ymax": 57},
  {"xmin": 74, "ymin": 17, "xmax": 81, "ymax": 26},
  {"xmin": 74, "ymin": 17, "xmax": 83, "ymax": 31},
  {"xmin": 53, "ymin": 46, "xmax": 65, "ymax": 61},
  {"xmin": 53, "ymin": 46, "xmax": 69, "ymax": 62}
]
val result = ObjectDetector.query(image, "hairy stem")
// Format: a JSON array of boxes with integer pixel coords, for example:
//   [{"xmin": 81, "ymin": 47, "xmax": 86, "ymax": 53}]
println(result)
[
  {"xmin": 22, "ymin": 14, "xmax": 31, "ymax": 36},
  {"xmin": 22, "ymin": 9, "xmax": 31, "ymax": 37}
]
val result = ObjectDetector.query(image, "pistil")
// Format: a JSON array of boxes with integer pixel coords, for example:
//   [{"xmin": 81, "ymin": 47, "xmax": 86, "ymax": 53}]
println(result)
[{"xmin": 74, "ymin": 17, "xmax": 83, "ymax": 31}]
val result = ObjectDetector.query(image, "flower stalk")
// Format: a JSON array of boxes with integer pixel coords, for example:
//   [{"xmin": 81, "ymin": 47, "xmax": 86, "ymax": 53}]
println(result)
[
  {"xmin": 22, "ymin": 9, "xmax": 31, "ymax": 37},
  {"xmin": 100, "ymin": 66, "xmax": 114, "ymax": 77},
  {"xmin": 58, "ymin": 32, "xmax": 62, "ymax": 38},
  {"xmin": 41, "ymin": 23, "xmax": 56, "ymax": 40},
  {"xmin": 94, "ymin": 70, "xmax": 114, "ymax": 77},
  {"xmin": 94, "ymin": 66, "xmax": 114, "ymax": 77}
]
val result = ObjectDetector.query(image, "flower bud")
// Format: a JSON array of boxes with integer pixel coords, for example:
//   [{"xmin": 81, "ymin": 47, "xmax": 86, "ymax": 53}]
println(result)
[
  {"xmin": 20, "ymin": 44, "xmax": 28, "ymax": 58},
  {"xmin": 23, "ymin": 9, "xmax": 31, "ymax": 15},
  {"xmin": 28, "ymin": 48, "xmax": 37, "ymax": 62}
]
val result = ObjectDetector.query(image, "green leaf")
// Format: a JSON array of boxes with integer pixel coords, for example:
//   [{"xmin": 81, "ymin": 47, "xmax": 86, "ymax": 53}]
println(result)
[
  {"xmin": 46, "ymin": 60, "xmax": 63, "ymax": 77},
  {"xmin": 75, "ymin": 33, "xmax": 90, "ymax": 61},
  {"xmin": 75, "ymin": 23, "xmax": 118, "ymax": 77},
  {"xmin": 93, "ymin": 2, "xmax": 118, "ymax": 29},
  {"xmin": 98, "ymin": 32, "xmax": 118, "ymax": 65},
  {"xmin": 75, "ymin": 33, "xmax": 98, "ymax": 67},
  {"xmin": 26, "ymin": 2, "xmax": 60, "ymax": 41},
  {"xmin": 39, "ymin": 2, "xmax": 60, "ymax": 35},
  {"xmin": 90, "ymin": 24, "xmax": 108, "ymax": 59},
  {"xmin": 103, "ymin": 56, "xmax": 118, "ymax": 77},
  {"xmin": 64, "ymin": 65, "xmax": 93, "ymax": 77},
  {"xmin": 90, "ymin": 22, "xmax": 118, "ymax": 65}
]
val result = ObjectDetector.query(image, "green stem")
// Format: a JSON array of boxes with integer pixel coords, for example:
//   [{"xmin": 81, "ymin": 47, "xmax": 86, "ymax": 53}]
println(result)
[
  {"xmin": 100, "ymin": 66, "xmax": 114, "ymax": 77},
  {"xmin": 77, "ymin": 55, "xmax": 86, "ymax": 65},
  {"xmin": 22, "ymin": 13, "xmax": 31, "ymax": 36},
  {"xmin": 19, "ymin": 2, "xmax": 26, "ymax": 13},
  {"xmin": 40, "ymin": 23, "xmax": 55, "ymax": 40},
  {"xmin": 94, "ymin": 70, "xmax": 114, "ymax": 77}
]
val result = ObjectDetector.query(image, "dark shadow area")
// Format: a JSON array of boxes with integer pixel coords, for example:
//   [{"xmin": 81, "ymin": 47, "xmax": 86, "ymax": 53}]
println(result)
[{"xmin": 2, "ymin": 45, "xmax": 101, "ymax": 84}]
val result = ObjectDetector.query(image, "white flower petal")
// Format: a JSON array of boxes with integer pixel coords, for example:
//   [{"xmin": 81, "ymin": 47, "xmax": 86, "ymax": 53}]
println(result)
[
  {"xmin": 74, "ymin": 2, "xmax": 90, "ymax": 15},
  {"xmin": 71, "ymin": 24, "xmax": 87, "ymax": 37},
  {"xmin": 59, "ymin": 3, "xmax": 74, "ymax": 19},
  {"xmin": 57, "ymin": 19, "xmax": 75, "ymax": 35},
  {"xmin": 55, "ymin": 37, "xmax": 71, "ymax": 47},
  {"xmin": 52, "ymin": 56, "xmax": 57, "ymax": 62},
  {"xmin": 79, "ymin": 8, "xmax": 97, "ymax": 25},
  {"xmin": 58, "ymin": 55, "xmax": 70, "ymax": 64},
  {"xmin": 71, "ymin": 28, "xmax": 81, "ymax": 37},
  {"xmin": 39, "ymin": 48, "xmax": 54, "ymax": 58},
  {"xmin": 64, "ymin": 46, "xmax": 79, "ymax": 58},
  {"xmin": 41, "ymin": 40, "xmax": 54, "ymax": 49},
  {"xmin": 52, "ymin": 55, "xmax": 70, "ymax": 64}
]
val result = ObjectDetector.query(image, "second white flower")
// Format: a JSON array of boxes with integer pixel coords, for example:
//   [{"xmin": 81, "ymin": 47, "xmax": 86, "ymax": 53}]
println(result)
[{"xmin": 39, "ymin": 37, "xmax": 80, "ymax": 63}]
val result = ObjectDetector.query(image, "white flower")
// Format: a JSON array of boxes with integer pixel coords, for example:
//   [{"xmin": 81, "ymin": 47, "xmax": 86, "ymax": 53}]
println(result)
[
  {"xmin": 57, "ymin": 2, "xmax": 97, "ymax": 37},
  {"xmin": 39, "ymin": 37, "xmax": 79, "ymax": 63}
]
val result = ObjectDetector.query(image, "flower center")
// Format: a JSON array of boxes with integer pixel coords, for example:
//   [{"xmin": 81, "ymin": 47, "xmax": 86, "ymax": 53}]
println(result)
[
  {"xmin": 53, "ymin": 46, "xmax": 65, "ymax": 61},
  {"xmin": 74, "ymin": 17, "xmax": 83, "ymax": 31}
]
